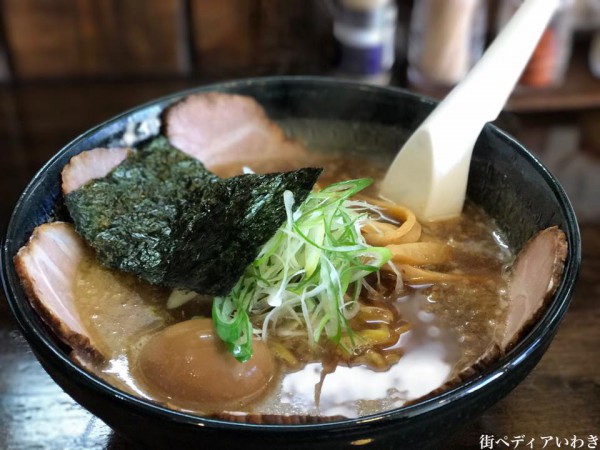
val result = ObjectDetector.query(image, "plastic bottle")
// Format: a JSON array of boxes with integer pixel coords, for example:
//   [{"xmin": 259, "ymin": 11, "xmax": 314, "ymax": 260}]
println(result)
[
  {"xmin": 497, "ymin": 0, "xmax": 574, "ymax": 87},
  {"xmin": 407, "ymin": 0, "xmax": 488, "ymax": 88},
  {"xmin": 331, "ymin": 0, "xmax": 398, "ymax": 84}
]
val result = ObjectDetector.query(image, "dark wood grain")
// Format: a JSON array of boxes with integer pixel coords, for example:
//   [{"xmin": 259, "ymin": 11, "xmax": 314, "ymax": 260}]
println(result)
[
  {"xmin": 254, "ymin": 0, "xmax": 334, "ymax": 75},
  {"xmin": 0, "ymin": 6, "xmax": 11, "ymax": 82},
  {"xmin": 0, "ymin": 80, "xmax": 598, "ymax": 450},
  {"xmin": 0, "ymin": 0, "xmax": 335, "ymax": 81},
  {"xmin": 190, "ymin": 0, "xmax": 260, "ymax": 76},
  {"xmin": 508, "ymin": 42, "xmax": 600, "ymax": 112},
  {"xmin": 189, "ymin": 0, "xmax": 334, "ymax": 77},
  {"xmin": 2, "ymin": 0, "xmax": 189, "ymax": 80},
  {"xmin": 410, "ymin": 41, "xmax": 600, "ymax": 113}
]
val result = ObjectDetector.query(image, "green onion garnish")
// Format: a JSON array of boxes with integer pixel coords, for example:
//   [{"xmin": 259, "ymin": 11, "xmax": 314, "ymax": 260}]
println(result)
[{"xmin": 212, "ymin": 178, "xmax": 392, "ymax": 362}]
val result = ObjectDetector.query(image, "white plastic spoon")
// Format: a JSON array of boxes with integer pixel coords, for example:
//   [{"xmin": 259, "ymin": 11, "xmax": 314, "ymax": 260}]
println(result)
[{"xmin": 379, "ymin": 0, "xmax": 560, "ymax": 221}]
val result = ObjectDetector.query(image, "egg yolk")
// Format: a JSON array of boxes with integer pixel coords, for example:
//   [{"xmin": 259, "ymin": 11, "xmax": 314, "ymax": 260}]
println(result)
[{"xmin": 135, "ymin": 318, "xmax": 276, "ymax": 410}]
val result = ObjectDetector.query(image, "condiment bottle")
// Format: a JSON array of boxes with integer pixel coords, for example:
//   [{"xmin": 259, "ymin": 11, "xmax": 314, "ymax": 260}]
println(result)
[
  {"xmin": 407, "ymin": 0, "xmax": 488, "ymax": 88},
  {"xmin": 331, "ymin": 0, "xmax": 398, "ymax": 85},
  {"xmin": 497, "ymin": 0, "xmax": 574, "ymax": 87}
]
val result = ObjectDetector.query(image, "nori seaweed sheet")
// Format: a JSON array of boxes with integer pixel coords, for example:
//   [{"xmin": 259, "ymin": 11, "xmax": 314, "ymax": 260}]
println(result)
[
  {"xmin": 66, "ymin": 136, "xmax": 218, "ymax": 286},
  {"xmin": 66, "ymin": 136, "xmax": 321, "ymax": 296},
  {"xmin": 169, "ymin": 168, "xmax": 322, "ymax": 295}
]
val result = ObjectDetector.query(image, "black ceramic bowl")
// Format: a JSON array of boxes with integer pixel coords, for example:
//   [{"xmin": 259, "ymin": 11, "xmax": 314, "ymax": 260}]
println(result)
[{"xmin": 1, "ymin": 77, "xmax": 581, "ymax": 449}]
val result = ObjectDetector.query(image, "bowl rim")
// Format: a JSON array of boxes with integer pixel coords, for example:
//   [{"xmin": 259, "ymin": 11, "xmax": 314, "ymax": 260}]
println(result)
[{"xmin": 1, "ymin": 75, "xmax": 582, "ymax": 433}]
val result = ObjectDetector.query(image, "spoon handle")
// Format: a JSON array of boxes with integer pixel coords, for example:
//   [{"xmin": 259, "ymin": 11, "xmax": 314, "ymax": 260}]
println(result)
[{"xmin": 380, "ymin": 0, "xmax": 560, "ymax": 221}]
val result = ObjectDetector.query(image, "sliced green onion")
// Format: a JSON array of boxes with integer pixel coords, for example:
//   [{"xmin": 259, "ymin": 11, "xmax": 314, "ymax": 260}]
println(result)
[{"xmin": 213, "ymin": 178, "xmax": 392, "ymax": 362}]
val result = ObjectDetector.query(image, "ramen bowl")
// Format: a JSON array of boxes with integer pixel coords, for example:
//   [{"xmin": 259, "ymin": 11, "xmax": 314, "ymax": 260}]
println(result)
[{"xmin": 1, "ymin": 77, "xmax": 581, "ymax": 449}]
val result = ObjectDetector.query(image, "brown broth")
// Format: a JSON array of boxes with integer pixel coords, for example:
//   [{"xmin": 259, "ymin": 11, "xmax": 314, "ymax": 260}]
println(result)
[
  {"xmin": 73, "ymin": 255, "xmax": 174, "ymax": 358},
  {"xmin": 75, "ymin": 153, "xmax": 512, "ymax": 418}
]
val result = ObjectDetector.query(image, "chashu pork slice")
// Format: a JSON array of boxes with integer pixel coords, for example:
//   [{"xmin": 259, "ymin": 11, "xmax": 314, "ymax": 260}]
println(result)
[
  {"xmin": 14, "ymin": 222, "xmax": 172, "ymax": 362},
  {"xmin": 165, "ymin": 92, "xmax": 308, "ymax": 171},
  {"xmin": 409, "ymin": 226, "xmax": 568, "ymax": 405},
  {"xmin": 15, "ymin": 222, "xmax": 102, "ymax": 359},
  {"xmin": 501, "ymin": 226, "xmax": 568, "ymax": 351},
  {"xmin": 62, "ymin": 93, "xmax": 310, "ymax": 193},
  {"xmin": 61, "ymin": 147, "xmax": 130, "ymax": 194}
]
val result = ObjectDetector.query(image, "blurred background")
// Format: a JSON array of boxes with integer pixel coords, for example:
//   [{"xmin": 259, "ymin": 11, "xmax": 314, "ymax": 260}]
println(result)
[
  {"xmin": 0, "ymin": 0, "xmax": 599, "ymax": 224},
  {"xmin": 0, "ymin": 1, "xmax": 598, "ymax": 449}
]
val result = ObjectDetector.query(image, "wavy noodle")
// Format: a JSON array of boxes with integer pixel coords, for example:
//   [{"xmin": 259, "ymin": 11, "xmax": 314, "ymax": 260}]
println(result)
[
  {"xmin": 359, "ymin": 197, "xmax": 462, "ymax": 287},
  {"xmin": 387, "ymin": 242, "xmax": 452, "ymax": 265},
  {"xmin": 361, "ymin": 198, "xmax": 422, "ymax": 245},
  {"xmin": 267, "ymin": 195, "xmax": 470, "ymax": 371},
  {"xmin": 388, "ymin": 264, "xmax": 465, "ymax": 284}
]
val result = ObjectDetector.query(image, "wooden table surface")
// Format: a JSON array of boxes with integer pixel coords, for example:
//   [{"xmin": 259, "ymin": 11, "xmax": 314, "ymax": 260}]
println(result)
[{"xmin": 0, "ymin": 80, "xmax": 598, "ymax": 450}]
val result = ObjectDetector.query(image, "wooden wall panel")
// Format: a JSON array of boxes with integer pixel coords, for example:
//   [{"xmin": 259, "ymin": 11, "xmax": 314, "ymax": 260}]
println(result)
[
  {"xmin": 254, "ymin": 0, "xmax": 334, "ymax": 74},
  {"xmin": 0, "ymin": 5, "xmax": 11, "ymax": 82},
  {"xmin": 190, "ymin": 0, "xmax": 259, "ymax": 77},
  {"xmin": 190, "ymin": 0, "xmax": 334, "ymax": 78},
  {"xmin": 3, "ymin": 0, "xmax": 189, "ymax": 79},
  {"xmin": 1, "ymin": 0, "xmax": 336, "ymax": 81},
  {"xmin": 0, "ymin": 43, "xmax": 10, "ymax": 81}
]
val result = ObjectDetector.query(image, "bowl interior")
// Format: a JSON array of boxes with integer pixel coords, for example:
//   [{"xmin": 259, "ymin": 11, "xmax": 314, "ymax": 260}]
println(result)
[{"xmin": 1, "ymin": 77, "xmax": 581, "ymax": 432}]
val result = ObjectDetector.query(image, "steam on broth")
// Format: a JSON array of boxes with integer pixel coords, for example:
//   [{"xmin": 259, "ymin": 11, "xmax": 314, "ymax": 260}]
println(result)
[{"xmin": 14, "ymin": 92, "xmax": 564, "ymax": 422}]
